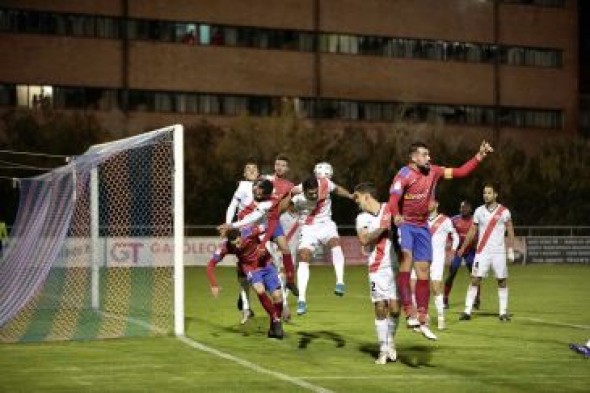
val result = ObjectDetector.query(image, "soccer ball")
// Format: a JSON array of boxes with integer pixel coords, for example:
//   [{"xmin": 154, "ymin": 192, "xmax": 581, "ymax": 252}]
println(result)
[{"xmin": 314, "ymin": 162, "xmax": 333, "ymax": 179}]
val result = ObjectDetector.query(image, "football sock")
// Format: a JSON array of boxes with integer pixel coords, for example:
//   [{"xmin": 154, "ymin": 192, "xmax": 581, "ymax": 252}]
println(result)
[
  {"xmin": 257, "ymin": 292, "xmax": 278, "ymax": 320},
  {"xmin": 375, "ymin": 318, "xmax": 389, "ymax": 352},
  {"xmin": 331, "ymin": 246, "xmax": 345, "ymax": 284},
  {"xmin": 396, "ymin": 271, "xmax": 413, "ymax": 317},
  {"xmin": 388, "ymin": 312, "xmax": 399, "ymax": 342},
  {"xmin": 282, "ymin": 253, "xmax": 295, "ymax": 283},
  {"xmin": 434, "ymin": 293, "xmax": 445, "ymax": 317},
  {"xmin": 297, "ymin": 262, "xmax": 310, "ymax": 302},
  {"xmin": 464, "ymin": 284, "xmax": 478, "ymax": 314},
  {"xmin": 415, "ymin": 279, "xmax": 430, "ymax": 323},
  {"xmin": 240, "ymin": 288, "xmax": 250, "ymax": 311},
  {"xmin": 498, "ymin": 287, "xmax": 508, "ymax": 315}
]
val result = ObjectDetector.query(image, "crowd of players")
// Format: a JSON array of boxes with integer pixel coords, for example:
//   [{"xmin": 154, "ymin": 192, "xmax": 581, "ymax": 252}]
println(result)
[{"xmin": 205, "ymin": 140, "xmax": 527, "ymax": 364}]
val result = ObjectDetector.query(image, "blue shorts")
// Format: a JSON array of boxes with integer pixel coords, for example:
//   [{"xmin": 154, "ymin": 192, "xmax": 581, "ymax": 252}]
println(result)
[
  {"xmin": 272, "ymin": 222, "xmax": 285, "ymax": 239},
  {"xmin": 451, "ymin": 250, "xmax": 475, "ymax": 270},
  {"xmin": 398, "ymin": 223, "xmax": 432, "ymax": 262},
  {"xmin": 246, "ymin": 264, "xmax": 281, "ymax": 292}
]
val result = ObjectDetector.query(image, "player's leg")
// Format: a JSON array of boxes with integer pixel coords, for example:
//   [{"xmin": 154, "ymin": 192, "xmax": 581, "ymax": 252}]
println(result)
[
  {"xmin": 371, "ymin": 268, "xmax": 398, "ymax": 364},
  {"xmin": 412, "ymin": 226, "xmax": 434, "ymax": 336},
  {"xmin": 264, "ymin": 265, "xmax": 285, "ymax": 338},
  {"xmin": 323, "ymin": 221, "xmax": 345, "ymax": 296},
  {"xmin": 464, "ymin": 251, "xmax": 481, "ymax": 309},
  {"xmin": 410, "ymin": 268, "xmax": 418, "ymax": 310},
  {"xmin": 430, "ymin": 251, "xmax": 446, "ymax": 330},
  {"xmin": 237, "ymin": 272, "xmax": 254, "ymax": 324},
  {"xmin": 461, "ymin": 255, "xmax": 487, "ymax": 319},
  {"xmin": 274, "ymin": 233, "xmax": 298, "ymax": 296},
  {"xmin": 395, "ymin": 224, "xmax": 417, "ymax": 325},
  {"xmin": 444, "ymin": 254, "xmax": 462, "ymax": 308},
  {"xmin": 493, "ymin": 253, "xmax": 509, "ymax": 321}
]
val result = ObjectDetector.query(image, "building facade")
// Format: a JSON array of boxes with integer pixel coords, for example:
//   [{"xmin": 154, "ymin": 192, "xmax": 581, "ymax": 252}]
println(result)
[{"xmin": 0, "ymin": 0, "xmax": 578, "ymax": 147}]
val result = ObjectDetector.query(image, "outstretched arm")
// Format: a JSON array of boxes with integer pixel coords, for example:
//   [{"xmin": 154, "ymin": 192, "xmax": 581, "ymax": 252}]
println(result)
[
  {"xmin": 443, "ymin": 140, "xmax": 494, "ymax": 179},
  {"xmin": 334, "ymin": 184, "xmax": 354, "ymax": 200},
  {"xmin": 225, "ymin": 198, "xmax": 239, "ymax": 224}
]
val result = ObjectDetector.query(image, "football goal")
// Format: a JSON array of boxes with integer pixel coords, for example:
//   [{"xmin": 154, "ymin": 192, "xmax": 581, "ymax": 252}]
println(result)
[{"xmin": 0, "ymin": 124, "xmax": 184, "ymax": 342}]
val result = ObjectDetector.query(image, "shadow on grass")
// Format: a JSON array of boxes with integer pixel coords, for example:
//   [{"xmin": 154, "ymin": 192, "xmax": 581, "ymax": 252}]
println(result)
[
  {"xmin": 358, "ymin": 343, "xmax": 436, "ymax": 367},
  {"xmin": 297, "ymin": 331, "xmax": 346, "ymax": 349}
]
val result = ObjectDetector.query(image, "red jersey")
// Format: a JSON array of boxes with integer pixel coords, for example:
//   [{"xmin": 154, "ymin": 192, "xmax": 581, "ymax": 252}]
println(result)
[
  {"xmin": 262, "ymin": 175, "xmax": 294, "ymax": 242},
  {"xmin": 269, "ymin": 176, "xmax": 294, "ymax": 203},
  {"xmin": 451, "ymin": 214, "xmax": 476, "ymax": 252},
  {"xmin": 207, "ymin": 226, "xmax": 272, "ymax": 283},
  {"xmin": 388, "ymin": 165, "xmax": 444, "ymax": 226}
]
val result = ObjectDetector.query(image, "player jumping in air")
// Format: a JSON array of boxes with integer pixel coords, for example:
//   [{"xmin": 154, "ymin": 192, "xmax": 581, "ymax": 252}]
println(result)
[{"xmin": 388, "ymin": 140, "xmax": 493, "ymax": 340}]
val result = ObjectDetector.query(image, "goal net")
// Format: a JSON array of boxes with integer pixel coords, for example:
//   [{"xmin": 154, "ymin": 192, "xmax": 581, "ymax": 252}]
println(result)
[{"xmin": 0, "ymin": 125, "xmax": 184, "ymax": 342}]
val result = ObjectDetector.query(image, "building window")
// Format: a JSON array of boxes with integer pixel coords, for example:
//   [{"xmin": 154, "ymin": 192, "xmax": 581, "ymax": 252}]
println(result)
[{"xmin": 16, "ymin": 85, "xmax": 53, "ymax": 108}]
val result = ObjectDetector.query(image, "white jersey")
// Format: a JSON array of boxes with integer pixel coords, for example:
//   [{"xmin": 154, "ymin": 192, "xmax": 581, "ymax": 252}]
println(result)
[
  {"xmin": 231, "ymin": 200, "xmax": 273, "ymax": 229},
  {"xmin": 225, "ymin": 180, "xmax": 254, "ymax": 224},
  {"xmin": 292, "ymin": 178, "xmax": 336, "ymax": 225},
  {"xmin": 428, "ymin": 214, "xmax": 459, "ymax": 253},
  {"xmin": 356, "ymin": 204, "xmax": 393, "ymax": 273},
  {"xmin": 280, "ymin": 211, "xmax": 300, "ymax": 242},
  {"xmin": 473, "ymin": 204, "xmax": 511, "ymax": 254}
]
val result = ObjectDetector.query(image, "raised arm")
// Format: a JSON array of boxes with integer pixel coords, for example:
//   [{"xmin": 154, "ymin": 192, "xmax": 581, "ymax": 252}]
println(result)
[
  {"xmin": 442, "ymin": 140, "xmax": 494, "ymax": 179},
  {"xmin": 333, "ymin": 184, "xmax": 354, "ymax": 200},
  {"xmin": 225, "ymin": 198, "xmax": 239, "ymax": 224}
]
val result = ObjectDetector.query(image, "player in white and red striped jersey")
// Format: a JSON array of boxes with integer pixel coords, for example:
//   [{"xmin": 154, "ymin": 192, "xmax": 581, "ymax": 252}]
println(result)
[
  {"xmin": 292, "ymin": 175, "xmax": 354, "ymax": 315},
  {"xmin": 458, "ymin": 183, "xmax": 515, "ymax": 322},
  {"xmin": 225, "ymin": 158, "xmax": 259, "ymax": 324},
  {"xmin": 353, "ymin": 182, "xmax": 399, "ymax": 364},
  {"xmin": 425, "ymin": 199, "xmax": 458, "ymax": 329},
  {"xmin": 410, "ymin": 199, "xmax": 459, "ymax": 329}
]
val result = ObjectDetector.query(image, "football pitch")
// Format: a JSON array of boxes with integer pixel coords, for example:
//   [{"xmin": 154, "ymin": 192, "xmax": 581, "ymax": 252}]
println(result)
[{"xmin": 1, "ymin": 264, "xmax": 588, "ymax": 392}]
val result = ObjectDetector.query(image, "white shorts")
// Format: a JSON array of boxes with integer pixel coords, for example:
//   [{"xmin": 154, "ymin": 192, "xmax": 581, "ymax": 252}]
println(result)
[
  {"xmin": 430, "ymin": 249, "xmax": 446, "ymax": 281},
  {"xmin": 298, "ymin": 220, "xmax": 339, "ymax": 253},
  {"xmin": 369, "ymin": 268, "xmax": 398, "ymax": 303},
  {"xmin": 472, "ymin": 251, "xmax": 508, "ymax": 279}
]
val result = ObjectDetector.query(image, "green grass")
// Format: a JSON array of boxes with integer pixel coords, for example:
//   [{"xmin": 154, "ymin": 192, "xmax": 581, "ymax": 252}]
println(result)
[{"xmin": 1, "ymin": 264, "xmax": 589, "ymax": 392}]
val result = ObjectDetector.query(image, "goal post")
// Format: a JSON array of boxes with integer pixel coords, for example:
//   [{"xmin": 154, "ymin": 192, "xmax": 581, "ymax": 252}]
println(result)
[{"xmin": 0, "ymin": 124, "xmax": 184, "ymax": 342}]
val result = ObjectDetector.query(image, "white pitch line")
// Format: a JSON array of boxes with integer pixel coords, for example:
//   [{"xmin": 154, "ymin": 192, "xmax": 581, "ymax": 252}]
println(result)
[
  {"xmin": 177, "ymin": 335, "xmax": 334, "ymax": 393},
  {"xmin": 302, "ymin": 374, "xmax": 590, "ymax": 381},
  {"xmin": 520, "ymin": 317, "xmax": 590, "ymax": 330}
]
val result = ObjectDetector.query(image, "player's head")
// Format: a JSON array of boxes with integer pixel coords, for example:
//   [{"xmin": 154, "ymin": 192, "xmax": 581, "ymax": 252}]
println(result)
[
  {"xmin": 274, "ymin": 153, "xmax": 290, "ymax": 177},
  {"xmin": 353, "ymin": 182, "xmax": 377, "ymax": 212},
  {"xmin": 314, "ymin": 162, "xmax": 333, "ymax": 179},
  {"xmin": 302, "ymin": 175, "xmax": 319, "ymax": 201},
  {"xmin": 226, "ymin": 228, "xmax": 242, "ymax": 248},
  {"xmin": 459, "ymin": 200, "xmax": 472, "ymax": 216},
  {"xmin": 243, "ymin": 157, "xmax": 259, "ymax": 181},
  {"xmin": 428, "ymin": 198, "xmax": 439, "ymax": 214},
  {"xmin": 253, "ymin": 178, "xmax": 273, "ymax": 201},
  {"xmin": 409, "ymin": 142, "xmax": 430, "ymax": 174},
  {"xmin": 482, "ymin": 183, "xmax": 499, "ymax": 205}
]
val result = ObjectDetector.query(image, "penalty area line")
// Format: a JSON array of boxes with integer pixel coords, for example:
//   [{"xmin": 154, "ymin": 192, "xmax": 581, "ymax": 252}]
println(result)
[{"xmin": 177, "ymin": 335, "xmax": 334, "ymax": 393}]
